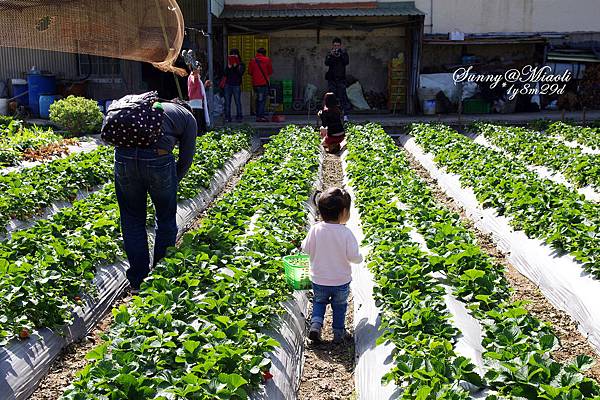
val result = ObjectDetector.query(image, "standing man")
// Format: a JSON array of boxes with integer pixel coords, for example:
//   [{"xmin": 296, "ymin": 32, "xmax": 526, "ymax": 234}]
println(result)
[
  {"xmin": 112, "ymin": 100, "xmax": 197, "ymax": 293},
  {"xmin": 325, "ymin": 37, "xmax": 351, "ymax": 120},
  {"xmin": 223, "ymin": 48, "xmax": 245, "ymax": 123},
  {"xmin": 248, "ymin": 47, "xmax": 273, "ymax": 122}
]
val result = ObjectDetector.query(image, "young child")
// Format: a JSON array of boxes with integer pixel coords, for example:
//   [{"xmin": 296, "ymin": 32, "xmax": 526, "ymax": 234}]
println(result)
[
  {"xmin": 318, "ymin": 92, "xmax": 345, "ymax": 153},
  {"xmin": 301, "ymin": 187, "xmax": 363, "ymax": 343}
]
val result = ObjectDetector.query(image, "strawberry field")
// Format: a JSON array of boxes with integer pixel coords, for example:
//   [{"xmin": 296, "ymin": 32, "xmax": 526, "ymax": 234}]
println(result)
[{"xmin": 2, "ymin": 120, "xmax": 600, "ymax": 400}]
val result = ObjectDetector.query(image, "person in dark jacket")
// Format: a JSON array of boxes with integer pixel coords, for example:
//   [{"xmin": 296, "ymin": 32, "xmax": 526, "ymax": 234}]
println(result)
[
  {"xmin": 113, "ymin": 101, "xmax": 197, "ymax": 293},
  {"xmin": 223, "ymin": 48, "xmax": 245, "ymax": 123},
  {"xmin": 248, "ymin": 48, "xmax": 273, "ymax": 122},
  {"xmin": 318, "ymin": 92, "xmax": 345, "ymax": 153},
  {"xmin": 325, "ymin": 37, "xmax": 351, "ymax": 116}
]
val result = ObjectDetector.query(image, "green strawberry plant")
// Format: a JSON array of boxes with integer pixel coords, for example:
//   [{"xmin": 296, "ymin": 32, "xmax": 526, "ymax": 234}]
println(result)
[
  {"xmin": 475, "ymin": 123, "xmax": 600, "ymax": 191},
  {"xmin": 409, "ymin": 123, "xmax": 600, "ymax": 279},
  {"xmin": 0, "ymin": 128, "xmax": 253, "ymax": 344},
  {"xmin": 61, "ymin": 126, "xmax": 320, "ymax": 399},
  {"xmin": 345, "ymin": 123, "xmax": 600, "ymax": 399},
  {"xmin": 546, "ymin": 122, "xmax": 600, "ymax": 151},
  {"xmin": 0, "ymin": 119, "xmax": 68, "ymax": 167}
]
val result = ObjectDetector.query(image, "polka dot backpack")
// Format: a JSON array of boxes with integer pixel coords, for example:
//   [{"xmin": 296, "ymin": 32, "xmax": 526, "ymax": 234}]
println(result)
[{"xmin": 101, "ymin": 91, "xmax": 165, "ymax": 148}]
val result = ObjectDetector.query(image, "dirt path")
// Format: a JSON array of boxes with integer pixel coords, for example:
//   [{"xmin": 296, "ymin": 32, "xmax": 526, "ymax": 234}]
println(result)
[
  {"xmin": 401, "ymin": 145, "xmax": 600, "ymax": 382},
  {"xmin": 298, "ymin": 152, "xmax": 356, "ymax": 400},
  {"xmin": 28, "ymin": 150, "xmax": 260, "ymax": 400}
]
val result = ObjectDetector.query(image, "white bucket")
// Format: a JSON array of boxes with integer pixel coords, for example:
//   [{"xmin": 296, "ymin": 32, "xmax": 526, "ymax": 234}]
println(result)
[
  {"xmin": 0, "ymin": 98, "xmax": 8, "ymax": 115},
  {"xmin": 423, "ymin": 99, "xmax": 436, "ymax": 115}
]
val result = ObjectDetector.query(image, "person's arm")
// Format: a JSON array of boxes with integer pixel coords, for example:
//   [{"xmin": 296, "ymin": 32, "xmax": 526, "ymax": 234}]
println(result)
[
  {"xmin": 248, "ymin": 60, "xmax": 255, "ymax": 77},
  {"xmin": 239, "ymin": 62, "xmax": 246, "ymax": 76},
  {"xmin": 342, "ymin": 50, "xmax": 349, "ymax": 66},
  {"xmin": 176, "ymin": 111, "xmax": 198, "ymax": 182},
  {"xmin": 320, "ymin": 111, "xmax": 330, "ymax": 128},
  {"xmin": 267, "ymin": 59, "xmax": 273, "ymax": 77},
  {"xmin": 346, "ymin": 231, "xmax": 363, "ymax": 264},
  {"xmin": 301, "ymin": 227, "xmax": 314, "ymax": 255},
  {"xmin": 325, "ymin": 54, "xmax": 332, "ymax": 66}
]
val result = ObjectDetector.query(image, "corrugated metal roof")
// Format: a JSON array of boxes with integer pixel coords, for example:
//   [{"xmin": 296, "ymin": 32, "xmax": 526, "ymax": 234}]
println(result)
[{"xmin": 220, "ymin": 2, "xmax": 424, "ymax": 19}]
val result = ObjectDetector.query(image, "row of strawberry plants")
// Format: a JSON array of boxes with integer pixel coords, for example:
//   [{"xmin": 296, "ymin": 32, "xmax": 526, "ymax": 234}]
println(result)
[
  {"xmin": 410, "ymin": 123, "xmax": 600, "ymax": 278},
  {"xmin": 0, "ymin": 129, "xmax": 252, "ymax": 345},
  {"xmin": 61, "ymin": 126, "xmax": 320, "ymax": 399},
  {"xmin": 547, "ymin": 122, "xmax": 600, "ymax": 151},
  {"xmin": 0, "ymin": 119, "xmax": 68, "ymax": 167},
  {"xmin": 345, "ymin": 124, "xmax": 478, "ymax": 398},
  {"xmin": 0, "ymin": 145, "xmax": 114, "ymax": 231},
  {"xmin": 474, "ymin": 123, "xmax": 600, "ymax": 191},
  {"xmin": 347, "ymin": 124, "xmax": 600, "ymax": 399}
]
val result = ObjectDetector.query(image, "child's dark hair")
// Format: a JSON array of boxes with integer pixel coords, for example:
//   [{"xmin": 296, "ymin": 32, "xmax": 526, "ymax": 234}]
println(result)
[
  {"xmin": 318, "ymin": 187, "xmax": 351, "ymax": 222},
  {"xmin": 256, "ymin": 47, "xmax": 267, "ymax": 55},
  {"xmin": 323, "ymin": 92, "xmax": 341, "ymax": 118},
  {"xmin": 230, "ymin": 48, "xmax": 240, "ymax": 56}
]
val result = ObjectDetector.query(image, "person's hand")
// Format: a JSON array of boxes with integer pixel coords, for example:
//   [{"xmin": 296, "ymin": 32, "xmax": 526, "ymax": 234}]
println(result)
[{"xmin": 205, "ymin": 80, "xmax": 212, "ymax": 88}]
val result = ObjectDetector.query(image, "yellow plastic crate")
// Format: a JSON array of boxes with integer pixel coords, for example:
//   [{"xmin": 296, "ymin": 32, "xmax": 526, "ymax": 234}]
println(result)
[
  {"xmin": 254, "ymin": 37, "xmax": 269, "ymax": 55},
  {"xmin": 227, "ymin": 36, "xmax": 242, "ymax": 52}
]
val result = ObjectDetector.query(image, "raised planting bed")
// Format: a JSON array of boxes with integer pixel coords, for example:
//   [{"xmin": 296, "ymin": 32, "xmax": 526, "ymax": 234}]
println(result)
[
  {"xmin": 346, "ymin": 123, "xmax": 600, "ymax": 399},
  {"xmin": 474, "ymin": 123, "xmax": 600, "ymax": 194},
  {"xmin": 60, "ymin": 125, "xmax": 321, "ymax": 399},
  {"xmin": 0, "ymin": 128, "xmax": 255, "ymax": 400},
  {"xmin": 547, "ymin": 122, "xmax": 600, "ymax": 151}
]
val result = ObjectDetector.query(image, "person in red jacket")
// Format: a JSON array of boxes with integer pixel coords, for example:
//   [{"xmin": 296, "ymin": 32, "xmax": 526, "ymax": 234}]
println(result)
[{"xmin": 248, "ymin": 48, "xmax": 273, "ymax": 122}]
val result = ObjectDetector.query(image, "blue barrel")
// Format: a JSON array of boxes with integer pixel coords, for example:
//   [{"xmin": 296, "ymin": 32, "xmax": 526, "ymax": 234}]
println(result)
[
  {"xmin": 39, "ymin": 95, "xmax": 59, "ymax": 119},
  {"xmin": 10, "ymin": 79, "xmax": 28, "ymax": 106},
  {"xmin": 27, "ymin": 74, "xmax": 56, "ymax": 116}
]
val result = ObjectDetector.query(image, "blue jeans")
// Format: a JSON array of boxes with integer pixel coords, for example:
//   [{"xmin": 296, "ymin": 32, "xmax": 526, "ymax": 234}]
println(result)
[
  {"xmin": 224, "ymin": 84, "xmax": 242, "ymax": 121},
  {"xmin": 311, "ymin": 282, "xmax": 350, "ymax": 330},
  {"xmin": 114, "ymin": 148, "xmax": 178, "ymax": 289},
  {"xmin": 254, "ymin": 85, "xmax": 268, "ymax": 119}
]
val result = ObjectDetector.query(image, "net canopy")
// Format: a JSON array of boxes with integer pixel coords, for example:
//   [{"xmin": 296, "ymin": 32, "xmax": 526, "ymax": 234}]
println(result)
[{"xmin": 0, "ymin": 0, "xmax": 186, "ymax": 75}]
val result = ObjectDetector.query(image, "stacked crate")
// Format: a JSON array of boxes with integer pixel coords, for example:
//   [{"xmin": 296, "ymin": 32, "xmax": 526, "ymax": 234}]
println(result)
[
  {"xmin": 387, "ymin": 54, "xmax": 406, "ymax": 113},
  {"xmin": 282, "ymin": 79, "xmax": 293, "ymax": 111}
]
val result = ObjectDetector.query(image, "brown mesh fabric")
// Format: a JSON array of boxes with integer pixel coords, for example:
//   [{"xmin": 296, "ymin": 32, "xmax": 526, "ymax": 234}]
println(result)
[{"xmin": 0, "ymin": 0, "xmax": 186, "ymax": 76}]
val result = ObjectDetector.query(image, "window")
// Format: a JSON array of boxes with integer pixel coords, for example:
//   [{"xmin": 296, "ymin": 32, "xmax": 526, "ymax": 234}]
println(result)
[{"xmin": 77, "ymin": 54, "xmax": 121, "ymax": 77}]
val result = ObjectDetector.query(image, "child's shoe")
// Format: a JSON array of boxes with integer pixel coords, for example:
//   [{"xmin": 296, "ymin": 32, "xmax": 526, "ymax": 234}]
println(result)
[
  {"xmin": 333, "ymin": 329, "xmax": 351, "ymax": 344},
  {"xmin": 308, "ymin": 322, "xmax": 322, "ymax": 342}
]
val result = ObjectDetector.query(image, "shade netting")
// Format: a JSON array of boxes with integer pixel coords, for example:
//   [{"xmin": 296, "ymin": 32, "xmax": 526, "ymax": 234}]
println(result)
[{"xmin": 0, "ymin": 0, "xmax": 186, "ymax": 75}]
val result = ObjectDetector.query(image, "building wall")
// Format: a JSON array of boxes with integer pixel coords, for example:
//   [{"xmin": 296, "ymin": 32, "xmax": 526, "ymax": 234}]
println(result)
[
  {"xmin": 0, "ymin": 48, "xmax": 78, "ymax": 82},
  {"xmin": 266, "ymin": 27, "xmax": 406, "ymax": 96},
  {"xmin": 421, "ymin": 43, "xmax": 543, "ymax": 73},
  {"xmin": 0, "ymin": 47, "xmax": 143, "ymax": 100},
  {"xmin": 410, "ymin": 0, "xmax": 600, "ymax": 34}
]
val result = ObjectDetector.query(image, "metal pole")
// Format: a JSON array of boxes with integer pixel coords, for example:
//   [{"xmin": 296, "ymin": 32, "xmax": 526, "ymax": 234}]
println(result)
[{"xmin": 207, "ymin": 0, "xmax": 214, "ymax": 127}]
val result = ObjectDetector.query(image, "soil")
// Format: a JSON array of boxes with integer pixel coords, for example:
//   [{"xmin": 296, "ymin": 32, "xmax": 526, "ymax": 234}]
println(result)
[
  {"xmin": 298, "ymin": 152, "xmax": 356, "ymax": 400},
  {"xmin": 27, "ymin": 149, "xmax": 260, "ymax": 400},
  {"xmin": 400, "ymin": 145, "xmax": 600, "ymax": 382}
]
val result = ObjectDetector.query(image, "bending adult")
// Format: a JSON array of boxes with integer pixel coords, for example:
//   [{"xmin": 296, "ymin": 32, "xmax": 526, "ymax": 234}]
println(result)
[{"xmin": 113, "ymin": 100, "xmax": 197, "ymax": 293}]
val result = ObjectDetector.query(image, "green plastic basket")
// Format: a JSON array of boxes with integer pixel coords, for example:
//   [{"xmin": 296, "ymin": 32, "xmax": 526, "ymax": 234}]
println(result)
[{"xmin": 283, "ymin": 254, "xmax": 311, "ymax": 290}]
